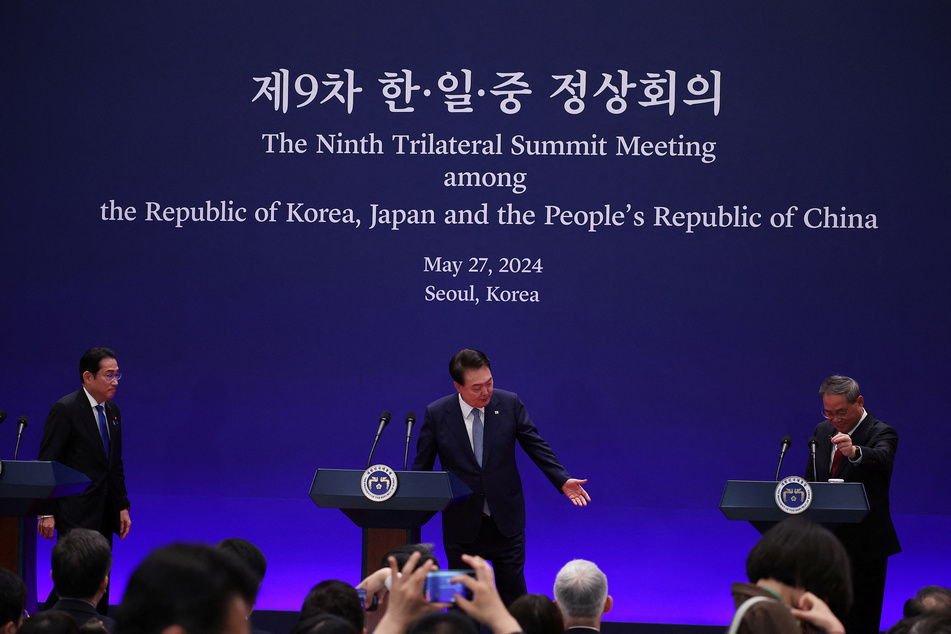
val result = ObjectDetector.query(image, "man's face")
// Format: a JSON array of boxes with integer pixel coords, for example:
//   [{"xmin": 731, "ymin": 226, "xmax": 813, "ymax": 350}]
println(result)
[
  {"xmin": 455, "ymin": 365, "xmax": 493, "ymax": 409},
  {"xmin": 822, "ymin": 393, "xmax": 864, "ymax": 433},
  {"xmin": 83, "ymin": 357, "xmax": 119, "ymax": 404}
]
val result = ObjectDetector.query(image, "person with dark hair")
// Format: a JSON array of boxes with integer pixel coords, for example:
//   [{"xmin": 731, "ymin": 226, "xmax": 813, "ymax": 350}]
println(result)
[
  {"xmin": 508, "ymin": 594, "xmax": 563, "ymax": 634},
  {"xmin": 905, "ymin": 586, "xmax": 951, "ymax": 619},
  {"xmin": 405, "ymin": 611, "xmax": 478, "ymax": 634},
  {"xmin": 357, "ymin": 544, "xmax": 440, "ymax": 620},
  {"xmin": 1, "ymin": 568, "xmax": 28, "ymax": 634},
  {"xmin": 42, "ymin": 529, "xmax": 114, "ymax": 631},
  {"xmin": 552, "ymin": 560, "xmax": 611, "ymax": 632},
  {"xmin": 18, "ymin": 612, "xmax": 80, "ymax": 634},
  {"xmin": 288, "ymin": 614, "xmax": 357, "ymax": 634},
  {"xmin": 729, "ymin": 518, "xmax": 851, "ymax": 634},
  {"xmin": 214, "ymin": 539, "xmax": 270, "ymax": 634},
  {"xmin": 299, "ymin": 581, "xmax": 364, "ymax": 634},
  {"xmin": 37, "ymin": 347, "xmax": 132, "ymax": 614},
  {"xmin": 112, "ymin": 543, "xmax": 256, "ymax": 634},
  {"xmin": 806, "ymin": 375, "xmax": 900, "ymax": 634},
  {"xmin": 412, "ymin": 348, "xmax": 590, "ymax": 605}
]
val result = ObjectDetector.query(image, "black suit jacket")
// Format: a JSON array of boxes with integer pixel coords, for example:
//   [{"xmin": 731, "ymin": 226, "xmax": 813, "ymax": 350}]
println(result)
[
  {"xmin": 805, "ymin": 410, "xmax": 900, "ymax": 562},
  {"xmin": 38, "ymin": 389, "xmax": 130, "ymax": 535},
  {"xmin": 45, "ymin": 598, "xmax": 116, "ymax": 632},
  {"xmin": 412, "ymin": 389, "xmax": 571, "ymax": 542}
]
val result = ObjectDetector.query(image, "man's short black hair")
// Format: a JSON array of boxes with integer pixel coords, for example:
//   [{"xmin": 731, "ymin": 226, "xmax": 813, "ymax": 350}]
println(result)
[
  {"xmin": 746, "ymin": 517, "xmax": 852, "ymax": 619},
  {"xmin": 289, "ymin": 614, "xmax": 357, "ymax": 634},
  {"xmin": 379, "ymin": 544, "xmax": 438, "ymax": 570},
  {"xmin": 113, "ymin": 543, "xmax": 256, "ymax": 634},
  {"xmin": 215, "ymin": 538, "xmax": 267, "ymax": 587},
  {"xmin": 905, "ymin": 586, "xmax": 951, "ymax": 618},
  {"xmin": 79, "ymin": 348, "xmax": 116, "ymax": 382},
  {"xmin": 0, "ymin": 567, "xmax": 27, "ymax": 628},
  {"xmin": 18, "ymin": 610, "xmax": 81, "ymax": 634},
  {"xmin": 300, "ymin": 580, "xmax": 363, "ymax": 634},
  {"xmin": 449, "ymin": 349, "xmax": 491, "ymax": 384},
  {"xmin": 51, "ymin": 528, "xmax": 112, "ymax": 600}
]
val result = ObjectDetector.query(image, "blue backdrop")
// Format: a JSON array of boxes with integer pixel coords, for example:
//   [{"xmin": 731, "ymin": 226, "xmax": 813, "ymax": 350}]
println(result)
[{"xmin": 2, "ymin": 2, "xmax": 950, "ymax": 628}]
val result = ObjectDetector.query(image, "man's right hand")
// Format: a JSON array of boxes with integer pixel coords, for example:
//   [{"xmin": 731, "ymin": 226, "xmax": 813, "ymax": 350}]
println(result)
[{"xmin": 38, "ymin": 516, "xmax": 55, "ymax": 540}]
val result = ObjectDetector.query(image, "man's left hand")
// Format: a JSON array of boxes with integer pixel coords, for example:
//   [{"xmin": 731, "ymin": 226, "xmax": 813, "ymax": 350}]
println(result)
[
  {"xmin": 562, "ymin": 478, "xmax": 591, "ymax": 506},
  {"xmin": 119, "ymin": 509, "xmax": 132, "ymax": 539},
  {"xmin": 831, "ymin": 433, "xmax": 857, "ymax": 459}
]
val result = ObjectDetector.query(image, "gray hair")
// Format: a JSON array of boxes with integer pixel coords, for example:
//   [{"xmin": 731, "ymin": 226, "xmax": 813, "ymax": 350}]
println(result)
[
  {"xmin": 819, "ymin": 375, "xmax": 861, "ymax": 403},
  {"xmin": 553, "ymin": 559, "xmax": 608, "ymax": 619}
]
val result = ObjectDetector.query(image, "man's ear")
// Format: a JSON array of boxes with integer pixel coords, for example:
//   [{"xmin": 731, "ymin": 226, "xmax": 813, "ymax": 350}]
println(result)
[
  {"xmin": 603, "ymin": 595, "xmax": 613, "ymax": 614},
  {"xmin": 2, "ymin": 619, "xmax": 20, "ymax": 634}
]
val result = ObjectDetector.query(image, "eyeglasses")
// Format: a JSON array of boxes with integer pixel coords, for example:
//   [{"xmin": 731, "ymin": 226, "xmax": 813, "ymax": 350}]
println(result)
[
  {"xmin": 821, "ymin": 406, "xmax": 851, "ymax": 420},
  {"xmin": 102, "ymin": 372, "xmax": 122, "ymax": 382}
]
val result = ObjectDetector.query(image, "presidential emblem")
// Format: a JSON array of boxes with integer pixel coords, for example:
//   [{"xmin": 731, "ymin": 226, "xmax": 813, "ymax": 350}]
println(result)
[
  {"xmin": 361, "ymin": 464, "xmax": 398, "ymax": 502},
  {"xmin": 775, "ymin": 476, "xmax": 813, "ymax": 514}
]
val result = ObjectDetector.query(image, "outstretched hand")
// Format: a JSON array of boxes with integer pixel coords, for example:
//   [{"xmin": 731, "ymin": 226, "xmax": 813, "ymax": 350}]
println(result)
[{"xmin": 562, "ymin": 478, "xmax": 591, "ymax": 506}]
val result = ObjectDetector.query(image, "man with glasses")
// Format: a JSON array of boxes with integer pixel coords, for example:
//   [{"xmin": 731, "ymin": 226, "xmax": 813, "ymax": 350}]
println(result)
[
  {"xmin": 37, "ymin": 347, "xmax": 132, "ymax": 615},
  {"xmin": 807, "ymin": 375, "xmax": 900, "ymax": 634}
]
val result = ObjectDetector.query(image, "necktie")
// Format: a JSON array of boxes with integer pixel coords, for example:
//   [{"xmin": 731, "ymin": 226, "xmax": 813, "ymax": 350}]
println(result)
[
  {"xmin": 95, "ymin": 405, "xmax": 110, "ymax": 456},
  {"xmin": 830, "ymin": 447, "xmax": 842, "ymax": 477},
  {"xmin": 472, "ymin": 408, "xmax": 483, "ymax": 466}
]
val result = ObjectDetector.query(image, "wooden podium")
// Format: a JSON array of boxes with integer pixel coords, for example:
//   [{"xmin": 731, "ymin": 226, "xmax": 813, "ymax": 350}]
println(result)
[
  {"xmin": 309, "ymin": 468, "xmax": 471, "ymax": 578},
  {"xmin": 0, "ymin": 460, "xmax": 91, "ymax": 613},
  {"xmin": 719, "ymin": 479, "xmax": 870, "ymax": 534}
]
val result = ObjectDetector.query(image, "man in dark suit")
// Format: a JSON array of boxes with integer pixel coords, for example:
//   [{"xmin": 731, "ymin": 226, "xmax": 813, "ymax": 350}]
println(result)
[
  {"xmin": 412, "ymin": 349, "xmax": 590, "ymax": 605},
  {"xmin": 806, "ymin": 375, "xmax": 900, "ymax": 634},
  {"xmin": 553, "ymin": 559, "xmax": 612, "ymax": 633},
  {"xmin": 43, "ymin": 528, "xmax": 116, "ymax": 632},
  {"xmin": 38, "ymin": 347, "xmax": 131, "ymax": 614}
]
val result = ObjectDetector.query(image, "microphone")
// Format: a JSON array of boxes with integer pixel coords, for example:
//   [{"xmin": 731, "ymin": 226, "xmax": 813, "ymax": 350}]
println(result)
[
  {"xmin": 807, "ymin": 436, "xmax": 818, "ymax": 481},
  {"xmin": 403, "ymin": 412, "xmax": 416, "ymax": 470},
  {"xmin": 0, "ymin": 410, "xmax": 7, "ymax": 425},
  {"xmin": 14, "ymin": 416, "xmax": 28, "ymax": 460},
  {"xmin": 774, "ymin": 435, "xmax": 792, "ymax": 481},
  {"xmin": 366, "ymin": 411, "xmax": 392, "ymax": 469}
]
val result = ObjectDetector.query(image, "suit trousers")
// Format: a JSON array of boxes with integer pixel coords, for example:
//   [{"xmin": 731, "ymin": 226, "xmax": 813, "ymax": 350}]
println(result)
[{"xmin": 444, "ymin": 514, "xmax": 526, "ymax": 607}]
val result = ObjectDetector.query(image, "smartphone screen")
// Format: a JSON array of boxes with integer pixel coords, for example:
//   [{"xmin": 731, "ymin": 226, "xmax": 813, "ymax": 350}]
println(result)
[{"xmin": 424, "ymin": 570, "xmax": 474, "ymax": 603}]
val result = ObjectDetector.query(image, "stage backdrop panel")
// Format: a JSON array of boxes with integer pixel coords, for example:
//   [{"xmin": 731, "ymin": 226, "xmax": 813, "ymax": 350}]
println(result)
[{"xmin": 3, "ymin": 2, "xmax": 949, "ymax": 627}]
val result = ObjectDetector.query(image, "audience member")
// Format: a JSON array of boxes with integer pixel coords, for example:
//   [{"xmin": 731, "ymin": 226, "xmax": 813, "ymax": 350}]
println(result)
[
  {"xmin": 728, "ymin": 517, "xmax": 851, "ymax": 634},
  {"xmin": 288, "ymin": 614, "xmax": 357, "ymax": 634},
  {"xmin": 358, "ymin": 544, "xmax": 441, "ymax": 618},
  {"xmin": 17, "ymin": 612, "xmax": 80, "ymax": 634},
  {"xmin": 508, "ymin": 594, "xmax": 563, "ymax": 634},
  {"xmin": 43, "ymin": 529, "xmax": 114, "ymax": 632},
  {"xmin": 909, "ymin": 613, "xmax": 951, "ymax": 634},
  {"xmin": 215, "ymin": 538, "xmax": 270, "ymax": 634},
  {"xmin": 1, "ymin": 568, "xmax": 28, "ymax": 634},
  {"xmin": 373, "ymin": 551, "xmax": 521, "ymax": 634},
  {"xmin": 906, "ymin": 587, "xmax": 951, "ymax": 619},
  {"xmin": 405, "ymin": 612, "xmax": 478, "ymax": 634},
  {"xmin": 553, "ymin": 560, "xmax": 611, "ymax": 632},
  {"xmin": 299, "ymin": 581, "xmax": 364, "ymax": 634},
  {"xmin": 112, "ymin": 543, "xmax": 256, "ymax": 634}
]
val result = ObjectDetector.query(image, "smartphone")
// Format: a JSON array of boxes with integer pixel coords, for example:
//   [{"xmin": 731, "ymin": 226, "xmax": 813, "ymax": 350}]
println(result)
[
  {"xmin": 356, "ymin": 588, "xmax": 367, "ymax": 610},
  {"xmin": 424, "ymin": 570, "xmax": 474, "ymax": 603}
]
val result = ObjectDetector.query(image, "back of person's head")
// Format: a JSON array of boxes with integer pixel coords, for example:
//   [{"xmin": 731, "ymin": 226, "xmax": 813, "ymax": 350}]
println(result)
[
  {"xmin": 51, "ymin": 529, "xmax": 112, "ymax": 600},
  {"xmin": 1, "ymin": 568, "xmax": 27, "ymax": 632},
  {"xmin": 746, "ymin": 517, "xmax": 852, "ymax": 619},
  {"xmin": 553, "ymin": 559, "xmax": 609, "ymax": 622},
  {"xmin": 508, "ymin": 594, "xmax": 564, "ymax": 634},
  {"xmin": 300, "ymin": 581, "xmax": 363, "ymax": 634},
  {"xmin": 18, "ymin": 612, "xmax": 80, "ymax": 634},
  {"xmin": 113, "ymin": 543, "xmax": 256, "ymax": 634},
  {"xmin": 289, "ymin": 614, "xmax": 357, "ymax": 634},
  {"xmin": 906, "ymin": 586, "xmax": 951, "ymax": 618},
  {"xmin": 406, "ymin": 611, "xmax": 478, "ymax": 634},
  {"xmin": 910, "ymin": 613, "xmax": 951, "ymax": 634},
  {"xmin": 380, "ymin": 544, "xmax": 439, "ymax": 571},
  {"xmin": 215, "ymin": 538, "xmax": 267, "ymax": 595}
]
